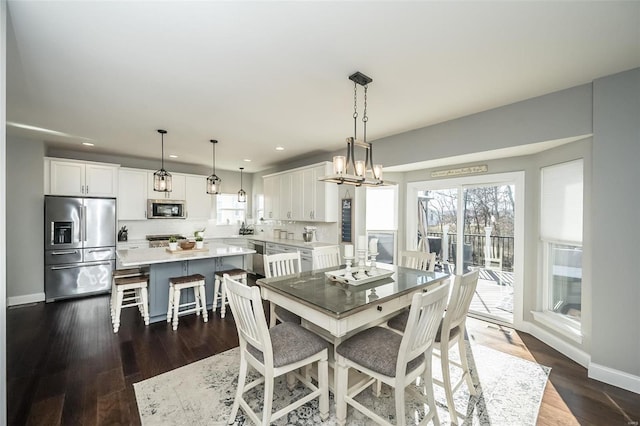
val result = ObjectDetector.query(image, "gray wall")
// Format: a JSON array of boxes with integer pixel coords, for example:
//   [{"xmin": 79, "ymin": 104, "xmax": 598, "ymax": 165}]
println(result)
[
  {"xmin": 592, "ymin": 68, "xmax": 640, "ymax": 376},
  {"xmin": 6, "ymin": 136, "xmax": 45, "ymax": 300}
]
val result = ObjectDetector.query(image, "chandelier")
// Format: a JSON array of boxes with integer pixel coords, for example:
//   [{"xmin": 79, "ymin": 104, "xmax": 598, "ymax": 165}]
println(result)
[
  {"xmin": 237, "ymin": 167, "xmax": 247, "ymax": 202},
  {"xmin": 153, "ymin": 129, "xmax": 172, "ymax": 192},
  {"xmin": 320, "ymin": 71, "xmax": 385, "ymax": 187},
  {"xmin": 206, "ymin": 139, "xmax": 221, "ymax": 194}
]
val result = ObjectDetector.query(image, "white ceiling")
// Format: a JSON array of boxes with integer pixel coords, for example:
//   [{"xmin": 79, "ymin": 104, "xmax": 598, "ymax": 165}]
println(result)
[{"xmin": 6, "ymin": 1, "xmax": 640, "ymax": 173}]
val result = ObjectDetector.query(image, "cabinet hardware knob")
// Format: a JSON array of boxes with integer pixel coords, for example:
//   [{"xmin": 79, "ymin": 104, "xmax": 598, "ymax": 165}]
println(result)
[{"xmin": 377, "ymin": 306, "xmax": 382, "ymax": 312}]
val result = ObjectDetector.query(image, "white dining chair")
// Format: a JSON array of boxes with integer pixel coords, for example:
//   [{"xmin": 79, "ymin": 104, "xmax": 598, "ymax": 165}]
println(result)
[
  {"xmin": 335, "ymin": 280, "xmax": 450, "ymax": 426},
  {"xmin": 224, "ymin": 274, "xmax": 329, "ymax": 425},
  {"xmin": 263, "ymin": 252, "xmax": 303, "ymax": 327},
  {"xmin": 311, "ymin": 245, "xmax": 341, "ymax": 270},
  {"xmin": 388, "ymin": 269, "xmax": 480, "ymax": 425},
  {"xmin": 399, "ymin": 250, "xmax": 437, "ymax": 272}
]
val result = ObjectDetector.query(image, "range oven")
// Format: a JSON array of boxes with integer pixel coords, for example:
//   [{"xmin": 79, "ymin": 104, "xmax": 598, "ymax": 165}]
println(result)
[{"xmin": 147, "ymin": 199, "xmax": 186, "ymax": 219}]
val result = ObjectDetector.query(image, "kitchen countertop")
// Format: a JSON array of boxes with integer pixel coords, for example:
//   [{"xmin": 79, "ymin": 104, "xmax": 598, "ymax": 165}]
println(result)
[
  {"xmin": 117, "ymin": 242, "xmax": 255, "ymax": 267},
  {"xmin": 247, "ymin": 235, "xmax": 338, "ymax": 249}
]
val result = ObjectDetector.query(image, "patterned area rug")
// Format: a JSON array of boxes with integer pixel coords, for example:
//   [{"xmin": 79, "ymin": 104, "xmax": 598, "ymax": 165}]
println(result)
[{"xmin": 134, "ymin": 343, "xmax": 549, "ymax": 425}]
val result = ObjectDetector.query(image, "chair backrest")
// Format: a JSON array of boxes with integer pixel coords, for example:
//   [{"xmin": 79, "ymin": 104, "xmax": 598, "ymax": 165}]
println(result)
[
  {"xmin": 399, "ymin": 250, "xmax": 437, "ymax": 272},
  {"xmin": 312, "ymin": 246, "xmax": 341, "ymax": 271},
  {"xmin": 397, "ymin": 281, "xmax": 450, "ymax": 374},
  {"xmin": 263, "ymin": 252, "xmax": 302, "ymax": 278},
  {"xmin": 441, "ymin": 269, "xmax": 479, "ymax": 335},
  {"xmin": 224, "ymin": 274, "xmax": 274, "ymax": 366}
]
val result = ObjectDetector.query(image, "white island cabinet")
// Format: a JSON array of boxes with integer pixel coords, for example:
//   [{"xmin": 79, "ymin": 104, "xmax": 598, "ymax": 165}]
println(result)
[{"xmin": 46, "ymin": 158, "xmax": 119, "ymax": 197}]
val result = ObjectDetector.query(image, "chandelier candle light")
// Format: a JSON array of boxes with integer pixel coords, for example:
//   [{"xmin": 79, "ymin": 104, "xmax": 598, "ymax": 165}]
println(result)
[
  {"xmin": 320, "ymin": 71, "xmax": 387, "ymax": 187},
  {"xmin": 206, "ymin": 140, "xmax": 221, "ymax": 194},
  {"xmin": 153, "ymin": 129, "xmax": 172, "ymax": 192}
]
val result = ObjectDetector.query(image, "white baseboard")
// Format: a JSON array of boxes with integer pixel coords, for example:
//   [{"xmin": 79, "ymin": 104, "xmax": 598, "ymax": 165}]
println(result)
[
  {"xmin": 589, "ymin": 363, "xmax": 640, "ymax": 394},
  {"xmin": 7, "ymin": 292, "xmax": 45, "ymax": 306},
  {"xmin": 522, "ymin": 321, "xmax": 591, "ymax": 368}
]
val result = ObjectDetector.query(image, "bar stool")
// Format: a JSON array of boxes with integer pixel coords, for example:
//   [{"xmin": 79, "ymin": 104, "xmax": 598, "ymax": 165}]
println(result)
[
  {"xmin": 167, "ymin": 273, "xmax": 208, "ymax": 330},
  {"xmin": 213, "ymin": 268, "xmax": 248, "ymax": 318},
  {"xmin": 110, "ymin": 268, "xmax": 147, "ymax": 324},
  {"xmin": 112, "ymin": 275, "xmax": 149, "ymax": 333}
]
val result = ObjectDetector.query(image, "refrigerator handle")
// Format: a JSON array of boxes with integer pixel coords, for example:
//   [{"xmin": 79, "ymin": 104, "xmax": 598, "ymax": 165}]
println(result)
[
  {"xmin": 50, "ymin": 222, "xmax": 55, "ymax": 245},
  {"xmin": 51, "ymin": 250, "xmax": 79, "ymax": 255},
  {"xmin": 82, "ymin": 205, "xmax": 87, "ymax": 242}
]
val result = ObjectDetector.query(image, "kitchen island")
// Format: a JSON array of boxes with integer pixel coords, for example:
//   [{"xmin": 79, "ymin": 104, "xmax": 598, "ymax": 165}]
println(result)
[{"xmin": 117, "ymin": 242, "xmax": 255, "ymax": 323}]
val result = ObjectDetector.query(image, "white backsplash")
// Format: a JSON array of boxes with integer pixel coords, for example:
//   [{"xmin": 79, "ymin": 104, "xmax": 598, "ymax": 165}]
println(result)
[
  {"xmin": 253, "ymin": 220, "xmax": 339, "ymax": 244},
  {"xmin": 119, "ymin": 218, "xmax": 338, "ymax": 244}
]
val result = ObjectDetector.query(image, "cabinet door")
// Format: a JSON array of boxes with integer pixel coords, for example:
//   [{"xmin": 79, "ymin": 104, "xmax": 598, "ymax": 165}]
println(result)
[
  {"xmin": 185, "ymin": 175, "xmax": 212, "ymax": 220},
  {"xmin": 50, "ymin": 160, "xmax": 84, "ymax": 196},
  {"xmin": 148, "ymin": 172, "xmax": 186, "ymax": 200},
  {"xmin": 313, "ymin": 164, "xmax": 338, "ymax": 222},
  {"xmin": 118, "ymin": 168, "xmax": 147, "ymax": 220},
  {"xmin": 290, "ymin": 170, "xmax": 304, "ymax": 221},
  {"xmin": 302, "ymin": 168, "xmax": 316, "ymax": 220},
  {"xmin": 85, "ymin": 163, "xmax": 118, "ymax": 196},
  {"xmin": 279, "ymin": 173, "xmax": 292, "ymax": 220},
  {"xmin": 263, "ymin": 175, "xmax": 280, "ymax": 220}
]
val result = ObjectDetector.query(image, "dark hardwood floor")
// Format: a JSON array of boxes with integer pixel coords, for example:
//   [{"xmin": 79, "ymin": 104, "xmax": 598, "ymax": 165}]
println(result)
[{"xmin": 7, "ymin": 283, "xmax": 640, "ymax": 425}]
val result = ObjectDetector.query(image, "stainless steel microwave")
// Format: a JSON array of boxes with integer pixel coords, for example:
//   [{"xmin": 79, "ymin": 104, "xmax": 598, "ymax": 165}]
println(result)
[{"xmin": 147, "ymin": 199, "xmax": 186, "ymax": 219}]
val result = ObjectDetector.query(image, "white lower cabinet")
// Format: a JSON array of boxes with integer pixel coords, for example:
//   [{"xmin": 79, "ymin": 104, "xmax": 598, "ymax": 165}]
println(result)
[{"xmin": 264, "ymin": 242, "xmax": 326, "ymax": 272}]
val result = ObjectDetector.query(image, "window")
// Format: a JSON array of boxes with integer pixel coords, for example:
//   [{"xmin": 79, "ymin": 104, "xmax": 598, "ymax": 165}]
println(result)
[
  {"xmin": 540, "ymin": 159, "xmax": 583, "ymax": 327},
  {"xmin": 255, "ymin": 194, "xmax": 264, "ymax": 221},
  {"xmin": 216, "ymin": 194, "xmax": 246, "ymax": 225},
  {"xmin": 366, "ymin": 186, "xmax": 398, "ymax": 264}
]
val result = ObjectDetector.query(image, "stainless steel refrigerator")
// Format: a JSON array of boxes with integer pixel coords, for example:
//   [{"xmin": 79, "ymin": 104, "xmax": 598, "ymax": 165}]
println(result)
[{"xmin": 44, "ymin": 196, "xmax": 116, "ymax": 302}]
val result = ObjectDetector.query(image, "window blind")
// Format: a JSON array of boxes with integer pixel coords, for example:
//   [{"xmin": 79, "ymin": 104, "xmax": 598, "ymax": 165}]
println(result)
[{"xmin": 540, "ymin": 159, "xmax": 583, "ymax": 244}]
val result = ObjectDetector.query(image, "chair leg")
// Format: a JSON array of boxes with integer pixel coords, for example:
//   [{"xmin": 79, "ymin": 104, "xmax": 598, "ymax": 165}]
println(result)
[
  {"xmin": 167, "ymin": 284, "xmax": 174, "ymax": 323},
  {"xmin": 213, "ymin": 275, "xmax": 220, "ymax": 314},
  {"xmin": 262, "ymin": 371, "xmax": 274, "ymax": 426},
  {"xmin": 457, "ymin": 331, "xmax": 476, "ymax": 395},
  {"xmin": 220, "ymin": 279, "xmax": 227, "ymax": 319},
  {"xmin": 113, "ymin": 289, "xmax": 123, "ymax": 333},
  {"xmin": 335, "ymin": 356, "xmax": 349, "ymax": 426},
  {"xmin": 199, "ymin": 284, "xmax": 208, "ymax": 322},
  {"xmin": 318, "ymin": 358, "xmax": 329, "ymax": 421},
  {"xmin": 172, "ymin": 288, "xmax": 181, "ymax": 331},
  {"xmin": 141, "ymin": 287, "xmax": 150, "ymax": 325},
  {"xmin": 394, "ymin": 379, "xmax": 406, "ymax": 426},
  {"xmin": 228, "ymin": 353, "xmax": 247, "ymax": 424},
  {"xmin": 441, "ymin": 343, "xmax": 458, "ymax": 425},
  {"xmin": 424, "ymin": 351, "xmax": 440, "ymax": 426}
]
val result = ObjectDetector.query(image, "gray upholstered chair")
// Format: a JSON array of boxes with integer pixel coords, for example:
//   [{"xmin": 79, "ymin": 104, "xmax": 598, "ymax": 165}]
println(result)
[
  {"xmin": 387, "ymin": 269, "xmax": 480, "ymax": 425},
  {"xmin": 224, "ymin": 274, "xmax": 329, "ymax": 425},
  {"xmin": 334, "ymin": 281, "xmax": 450, "ymax": 426},
  {"xmin": 263, "ymin": 252, "xmax": 303, "ymax": 327}
]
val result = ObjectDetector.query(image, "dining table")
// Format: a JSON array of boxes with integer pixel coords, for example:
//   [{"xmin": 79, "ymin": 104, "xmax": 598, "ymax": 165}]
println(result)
[{"xmin": 255, "ymin": 262, "xmax": 450, "ymax": 421}]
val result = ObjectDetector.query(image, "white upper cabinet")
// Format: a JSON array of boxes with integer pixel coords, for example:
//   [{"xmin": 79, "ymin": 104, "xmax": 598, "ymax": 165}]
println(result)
[
  {"xmin": 263, "ymin": 162, "xmax": 337, "ymax": 222},
  {"xmin": 147, "ymin": 171, "xmax": 186, "ymax": 200},
  {"xmin": 118, "ymin": 168, "xmax": 148, "ymax": 220},
  {"xmin": 47, "ymin": 158, "xmax": 119, "ymax": 197},
  {"xmin": 263, "ymin": 175, "xmax": 280, "ymax": 220},
  {"xmin": 185, "ymin": 174, "xmax": 212, "ymax": 220}
]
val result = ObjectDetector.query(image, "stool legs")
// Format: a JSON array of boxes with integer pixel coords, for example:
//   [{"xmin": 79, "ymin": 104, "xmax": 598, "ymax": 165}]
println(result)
[
  {"xmin": 141, "ymin": 287, "xmax": 150, "ymax": 325},
  {"xmin": 199, "ymin": 284, "xmax": 208, "ymax": 322},
  {"xmin": 213, "ymin": 276, "xmax": 221, "ymax": 315},
  {"xmin": 113, "ymin": 289, "xmax": 124, "ymax": 333},
  {"xmin": 167, "ymin": 283, "xmax": 174, "ymax": 323},
  {"xmin": 172, "ymin": 287, "xmax": 181, "ymax": 331}
]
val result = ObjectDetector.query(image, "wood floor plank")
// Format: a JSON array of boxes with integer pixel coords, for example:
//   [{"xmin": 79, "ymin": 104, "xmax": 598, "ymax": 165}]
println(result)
[{"xmin": 7, "ymin": 286, "xmax": 640, "ymax": 426}]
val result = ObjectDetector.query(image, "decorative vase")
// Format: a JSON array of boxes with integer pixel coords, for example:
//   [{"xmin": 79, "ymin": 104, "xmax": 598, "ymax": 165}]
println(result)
[
  {"xmin": 168, "ymin": 242, "xmax": 178, "ymax": 251},
  {"xmin": 196, "ymin": 241, "xmax": 204, "ymax": 249}
]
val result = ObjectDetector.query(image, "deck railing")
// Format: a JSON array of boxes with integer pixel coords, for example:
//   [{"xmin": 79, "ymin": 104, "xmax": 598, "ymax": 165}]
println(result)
[{"xmin": 425, "ymin": 232, "xmax": 515, "ymax": 272}]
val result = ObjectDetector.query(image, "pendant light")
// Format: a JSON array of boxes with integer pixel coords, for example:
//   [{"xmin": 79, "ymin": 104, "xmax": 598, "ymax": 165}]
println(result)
[
  {"xmin": 319, "ymin": 71, "xmax": 387, "ymax": 187},
  {"xmin": 206, "ymin": 140, "xmax": 221, "ymax": 194},
  {"xmin": 237, "ymin": 167, "xmax": 247, "ymax": 203},
  {"xmin": 153, "ymin": 129, "xmax": 172, "ymax": 192}
]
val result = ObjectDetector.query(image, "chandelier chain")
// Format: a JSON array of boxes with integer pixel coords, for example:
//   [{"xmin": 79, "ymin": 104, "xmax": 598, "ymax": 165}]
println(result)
[
  {"xmin": 353, "ymin": 81, "xmax": 358, "ymax": 140},
  {"xmin": 363, "ymin": 84, "xmax": 368, "ymax": 143}
]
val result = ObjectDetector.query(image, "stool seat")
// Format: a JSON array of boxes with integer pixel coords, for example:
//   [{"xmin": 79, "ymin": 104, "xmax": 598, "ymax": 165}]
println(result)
[
  {"xmin": 113, "ymin": 267, "xmax": 147, "ymax": 278},
  {"xmin": 167, "ymin": 274, "xmax": 208, "ymax": 330},
  {"xmin": 213, "ymin": 269, "xmax": 248, "ymax": 318},
  {"xmin": 111, "ymin": 274, "xmax": 149, "ymax": 333}
]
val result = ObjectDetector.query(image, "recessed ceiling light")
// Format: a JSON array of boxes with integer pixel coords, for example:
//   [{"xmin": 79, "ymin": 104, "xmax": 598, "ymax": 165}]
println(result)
[
  {"xmin": 82, "ymin": 142, "xmax": 94, "ymax": 146},
  {"xmin": 243, "ymin": 159, "xmax": 252, "ymax": 162},
  {"xmin": 169, "ymin": 154, "xmax": 178, "ymax": 159},
  {"xmin": 275, "ymin": 146, "xmax": 285, "ymax": 151}
]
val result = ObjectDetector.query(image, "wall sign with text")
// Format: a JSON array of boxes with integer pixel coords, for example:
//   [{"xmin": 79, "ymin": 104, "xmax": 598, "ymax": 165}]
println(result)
[{"xmin": 341, "ymin": 198, "xmax": 353, "ymax": 243}]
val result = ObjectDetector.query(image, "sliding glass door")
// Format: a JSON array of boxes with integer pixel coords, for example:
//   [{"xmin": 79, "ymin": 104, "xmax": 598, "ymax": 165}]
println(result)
[{"xmin": 407, "ymin": 172, "xmax": 524, "ymax": 325}]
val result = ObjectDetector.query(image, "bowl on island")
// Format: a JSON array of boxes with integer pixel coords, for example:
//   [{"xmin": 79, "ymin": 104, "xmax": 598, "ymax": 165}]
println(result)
[{"xmin": 179, "ymin": 240, "xmax": 196, "ymax": 250}]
